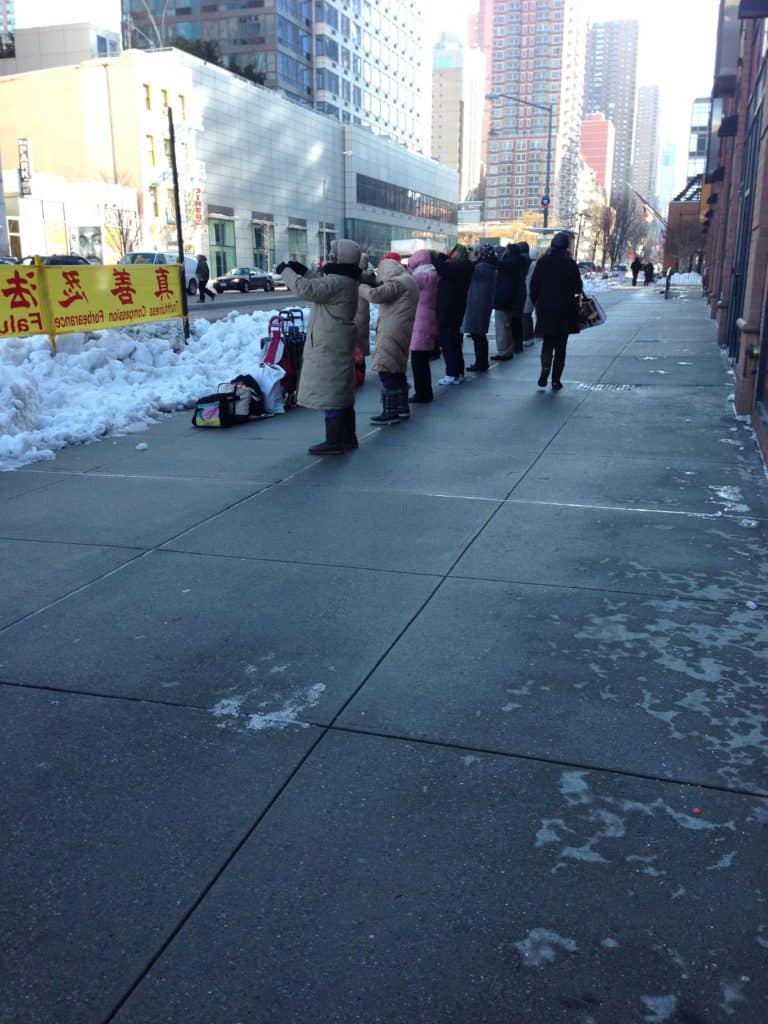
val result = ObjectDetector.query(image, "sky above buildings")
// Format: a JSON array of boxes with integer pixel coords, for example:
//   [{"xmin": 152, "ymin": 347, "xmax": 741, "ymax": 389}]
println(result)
[{"xmin": 22, "ymin": 0, "xmax": 720, "ymax": 195}]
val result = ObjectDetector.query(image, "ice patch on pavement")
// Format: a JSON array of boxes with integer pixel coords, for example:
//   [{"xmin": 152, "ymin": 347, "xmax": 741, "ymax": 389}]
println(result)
[
  {"xmin": 514, "ymin": 928, "xmax": 577, "ymax": 966},
  {"xmin": 641, "ymin": 994, "xmax": 677, "ymax": 1021},
  {"xmin": 211, "ymin": 682, "xmax": 326, "ymax": 732}
]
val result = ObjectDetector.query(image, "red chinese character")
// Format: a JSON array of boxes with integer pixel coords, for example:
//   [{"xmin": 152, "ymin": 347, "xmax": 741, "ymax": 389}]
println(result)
[
  {"xmin": 153, "ymin": 267, "xmax": 175, "ymax": 299},
  {"xmin": 59, "ymin": 270, "xmax": 88, "ymax": 309},
  {"xmin": 110, "ymin": 268, "xmax": 137, "ymax": 306},
  {"xmin": 1, "ymin": 269, "xmax": 38, "ymax": 309}
]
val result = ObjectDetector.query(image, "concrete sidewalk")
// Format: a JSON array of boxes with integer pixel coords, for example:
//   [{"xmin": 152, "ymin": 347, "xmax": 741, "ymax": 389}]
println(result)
[{"xmin": 2, "ymin": 283, "xmax": 767, "ymax": 1024}]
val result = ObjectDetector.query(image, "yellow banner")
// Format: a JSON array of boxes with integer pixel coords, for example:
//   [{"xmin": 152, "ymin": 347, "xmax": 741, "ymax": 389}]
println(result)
[
  {"xmin": 0, "ymin": 266, "xmax": 46, "ymax": 337},
  {"xmin": 0, "ymin": 263, "xmax": 184, "ymax": 341}
]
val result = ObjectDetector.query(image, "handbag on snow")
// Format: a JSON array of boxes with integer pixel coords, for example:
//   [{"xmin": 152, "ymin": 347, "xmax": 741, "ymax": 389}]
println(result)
[{"xmin": 578, "ymin": 292, "xmax": 606, "ymax": 330}]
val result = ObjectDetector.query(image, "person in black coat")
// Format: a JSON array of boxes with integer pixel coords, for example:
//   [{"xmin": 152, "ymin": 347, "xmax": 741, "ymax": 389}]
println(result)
[
  {"xmin": 630, "ymin": 255, "xmax": 643, "ymax": 286},
  {"xmin": 529, "ymin": 232, "xmax": 582, "ymax": 391},
  {"xmin": 491, "ymin": 243, "xmax": 527, "ymax": 361},
  {"xmin": 433, "ymin": 243, "xmax": 474, "ymax": 384},
  {"xmin": 195, "ymin": 254, "xmax": 216, "ymax": 302}
]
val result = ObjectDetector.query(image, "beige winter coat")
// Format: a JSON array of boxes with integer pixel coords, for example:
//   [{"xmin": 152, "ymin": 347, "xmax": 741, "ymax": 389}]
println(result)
[
  {"xmin": 360, "ymin": 259, "xmax": 419, "ymax": 375},
  {"xmin": 354, "ymin": 265, "xmax": 376, "ymax": 356},
  {"xmin": 281, "ymin": 266, "xmax": 359, "ymax": 410}
]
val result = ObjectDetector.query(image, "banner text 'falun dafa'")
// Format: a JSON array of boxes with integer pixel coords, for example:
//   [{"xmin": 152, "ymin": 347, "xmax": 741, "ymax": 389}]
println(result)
[{"xmin": 0, "ymin": 263, "xmax": 185, "ymax": 348}]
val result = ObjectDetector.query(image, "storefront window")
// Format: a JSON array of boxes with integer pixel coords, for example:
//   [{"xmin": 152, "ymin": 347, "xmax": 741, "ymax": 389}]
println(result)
[
  {"xmin": 253, "ymin": 222, "xmax": 275, "ymax": 270},
  {"xmin": 288, "ymin": 227, "xmax": 307, "ymax": 262},
  {"xmin": 209, "ymin": 219, "xmax": 235, "ymax": 276}
]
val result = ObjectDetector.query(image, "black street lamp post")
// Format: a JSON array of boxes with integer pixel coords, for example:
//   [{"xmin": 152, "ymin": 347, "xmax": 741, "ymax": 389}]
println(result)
[{"xmin": 486, "ymin": 91, "xmax": 554, "ymax": 229}]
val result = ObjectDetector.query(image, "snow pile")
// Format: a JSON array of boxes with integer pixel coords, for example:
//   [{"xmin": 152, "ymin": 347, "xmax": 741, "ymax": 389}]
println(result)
[
  {"xmin": 0, "ymin": 308, "xmax": 281, "ymax": 471},
  {"xmin": 670, "ymin": 271, "xmax": 702, "ymax": 285}
]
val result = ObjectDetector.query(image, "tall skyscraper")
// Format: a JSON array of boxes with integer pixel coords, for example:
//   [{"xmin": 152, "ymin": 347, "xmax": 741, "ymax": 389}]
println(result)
[
  {"xmin": 584, "ymin": 19, "xmax": 639, "ymax": 205},
  {"xmin": 477, "ymin": 0, "xmax": 587, "ymax": 229},
  {"xmin": 121, "ymin": 0, "xmax": 424, "ymax": 151},
  {"xmin": 431, "ymin": 34, "xmax": 485, "ymax": 201},
  {"xmin": 657, "ymin": 142, "xmax": 678, "ymax": 212},
  {"xmin": 687, "ymin": 97, "xmax": 712, "ymax": 181},
  {"xmin": 580, "ymin": 112, "xmax": 614, "ymax": 198},
  {"xmin": 633, "ymin": 84, "xmax": 660, "ymax": 206},
  {"xmin": 0, "ymin": 0, "xmax": 15, "ymax": 51}
]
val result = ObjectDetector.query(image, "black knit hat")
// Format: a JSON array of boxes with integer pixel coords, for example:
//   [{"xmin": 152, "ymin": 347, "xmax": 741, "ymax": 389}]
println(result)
[{"xmin": 551, "ymin": 232, "xmax": 570, "ymax": 250}]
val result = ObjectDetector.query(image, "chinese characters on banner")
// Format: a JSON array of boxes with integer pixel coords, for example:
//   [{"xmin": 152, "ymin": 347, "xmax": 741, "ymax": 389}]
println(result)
[{"xmin": 0, "ymin": 264, "xmax": 184, "ymax": 346}]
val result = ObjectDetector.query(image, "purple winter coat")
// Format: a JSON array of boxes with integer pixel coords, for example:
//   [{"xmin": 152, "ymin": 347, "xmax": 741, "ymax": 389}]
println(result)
[{"xmin": 407, "ymin": 249, "xmax": 439, "ymax": 352}]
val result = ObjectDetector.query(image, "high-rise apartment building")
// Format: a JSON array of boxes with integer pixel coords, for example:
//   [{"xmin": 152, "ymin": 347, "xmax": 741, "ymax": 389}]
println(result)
[
  {"xmin": 633, "ymin": 84, "xmax": 660, "ymax": 206},
  {"xmin": 688, "ymin": 97, "xmax": 712, "ymax": 181},
  {"xmin": 0, "ymin": 0, "xmax": 14, "ymax": 51},
  {"xmin": 121, "ymin": 0, "xmax": 424, "ymax": 151},
  {"xmin": 431, "ymin": 34, "xmax": 484, "ymax": 201},
  {"xmin": 580, "ymin": 112, "xmax": 614, "ymax": 198},
  {"xmin": 657, "ymin": 142, "xmax": 678, "ymax": 212},
  {"xmin": 477, "ymin": 0, "xmax": 587, "ymax": 229},
  {"xmin": 584, "ymin": 19, "xmax": 639, "ymax": 205}
]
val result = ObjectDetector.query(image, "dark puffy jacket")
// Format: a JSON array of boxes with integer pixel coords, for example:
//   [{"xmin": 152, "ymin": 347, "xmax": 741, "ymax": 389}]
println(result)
[
  {"xmin": 529, "ymin": 250, "xmax": 583, "ymax": 337},
  {"xmin": 435, "ymin": 257, "xmax": 474, "ymax": 328},
  {"xmin": 493, "ymin": 248, "xmax": 527, "ymax": 314}
]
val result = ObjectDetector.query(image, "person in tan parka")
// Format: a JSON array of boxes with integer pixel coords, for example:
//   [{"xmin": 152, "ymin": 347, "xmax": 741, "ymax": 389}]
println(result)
[
  {"xmin": 359, "ymin": 252, "xmax": 419, "ymax": 425},
  {"xmin": 277, "ymin": 238, "xmax": 361, "ymax": 454},
  {"xmin": 354, "ymin": 252, "xmax": 375, "ymax": 375}
]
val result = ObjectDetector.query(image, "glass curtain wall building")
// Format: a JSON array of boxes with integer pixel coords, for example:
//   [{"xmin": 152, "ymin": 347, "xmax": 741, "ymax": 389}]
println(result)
[{"xmin": 121, "ymin": 0, "xmax": 424, "ymax": 151}]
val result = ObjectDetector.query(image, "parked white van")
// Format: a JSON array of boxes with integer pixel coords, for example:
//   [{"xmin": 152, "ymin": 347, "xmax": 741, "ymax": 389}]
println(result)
[{"xmin": 118, "ymin": 252, "xmax": 199, "ymax": 295}]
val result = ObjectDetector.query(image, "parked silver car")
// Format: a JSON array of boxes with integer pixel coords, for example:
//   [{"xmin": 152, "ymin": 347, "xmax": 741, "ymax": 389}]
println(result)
[{"xmin": 118, "ymin": 252, "xmax": 199, "ymax": 296}]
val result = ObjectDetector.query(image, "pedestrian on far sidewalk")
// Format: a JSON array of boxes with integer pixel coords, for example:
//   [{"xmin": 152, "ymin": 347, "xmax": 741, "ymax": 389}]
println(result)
[
  {"xmin": 643, "ymin": 261, "xmax": 655, "ymax": 286},
  {"xmin": 463, "ymin": 244, "xmax": 498, "ymax": 372},
  {"xmin": 195, "ymin": 254, "xmax": 216, "ymax": 302},
  {"xmin": 529, "ymin": 232, "xmax": 582, "ymax": 392},
  {"xmin": 434, "ymin": 243, "xmax": 474, "ymax": 385},
  {"xmin": 631, "ymin": 255, "xmax": 643, "ymax": 286}
]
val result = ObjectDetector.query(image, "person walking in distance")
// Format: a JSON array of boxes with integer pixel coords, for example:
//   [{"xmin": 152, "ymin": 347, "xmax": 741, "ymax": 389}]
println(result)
[
  {"xmin": 360, "ymin": 252, "xmax": 419, "ymax": 425},
  {"xmin": 276, "ymin": 238, "xmax": 361, "ymax": 454},
  {"xmin": 434, "ymin": 243, "xmax": 474, "ymax": 385},
  {"xmin": 529, "ymin": 232, "xmax": 582, "ymax": 392},
  {"xmin": 643, "ymin": 261, "xmax": 655, "ymax": 287},
  {"xmin": 407, "ymin": 249, "xmax": 439, "ymax": 403},
  {"xmin": 630, "ymin": 255, "xmax": 643, "ymax": 286},
  {"xmin": 463, "ymin": 244, "xmax": 498, "ymax": 372},
  {"xmin": 195, "ymin": 254, "xmax": 216, "ymax": 302}
]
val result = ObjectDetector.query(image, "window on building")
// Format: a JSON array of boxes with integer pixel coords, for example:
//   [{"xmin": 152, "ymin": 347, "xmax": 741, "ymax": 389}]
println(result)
[
  {"xmin": 145, "ymin": 135, "xmax": 156, "ymax": 166},
  {"xmin": 209, "ymin": 219, "xmax": 236, "ymax": 277},
  {"xmin": 178, "ymin": 94, "xmax": 186, "ymax": 119},
  {"xmin": 253, "ymin": 223, "xmax": 275, "ymax": 270},
  {"xmin": 149, "ymin": 186, "xmax": 159, "ymax": 218},
  {"xmin": 288, "ymin": 227, "xmax": 308, "ymax": 263},
  {"xmin": 161, "ymin": 88, "xmax": 169, "ymax": 112},
  {"xmin": 143, "ymin": 83, "xmax": 151, "ymax": 110}
]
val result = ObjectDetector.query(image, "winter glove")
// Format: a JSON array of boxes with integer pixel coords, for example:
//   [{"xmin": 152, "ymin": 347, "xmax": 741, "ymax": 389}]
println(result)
[
  {"xmin": 275, "ymin": 261, "xmax": 287, "ymax": 275},
  {"xmin": 287, "ymin": 260, "xmax": 308, "ymax": 276}
]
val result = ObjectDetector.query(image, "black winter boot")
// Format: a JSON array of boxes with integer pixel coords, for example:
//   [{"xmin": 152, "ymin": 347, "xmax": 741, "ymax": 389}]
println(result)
[
  {"xmin": 467, "ymin": 335, "xmax": 489, "ymax": 371},
  {"xmin": 398, "ymin": 384, "xmax": 410, "ymax": 420},
  {"xmin": 370, "ymin": 389, "xmax": 401, "ymax": 425},
  {"xmin": 308, "ymin": 415, "xmax": 345, "ymax": 454},
  {"xmin": 341, "ymin": 408, "xmax": 358, "ymax": 449},
  {"xmin": 538, "ymin": 354, "xmax": 552, "ymax": 389}
]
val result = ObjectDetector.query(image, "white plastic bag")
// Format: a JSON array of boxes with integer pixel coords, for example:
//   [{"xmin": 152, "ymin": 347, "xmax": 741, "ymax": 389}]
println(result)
[{"xmin": 252, "ymin": 362, "xmax": 286, "ymax": 414}]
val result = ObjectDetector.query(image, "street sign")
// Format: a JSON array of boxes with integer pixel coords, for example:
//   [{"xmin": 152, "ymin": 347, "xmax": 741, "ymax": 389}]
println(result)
[{"xmin": 540, "ymin": 195, "xmax": 550, "ymax": 208}]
